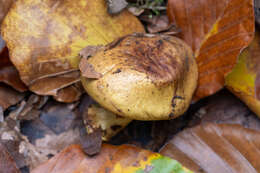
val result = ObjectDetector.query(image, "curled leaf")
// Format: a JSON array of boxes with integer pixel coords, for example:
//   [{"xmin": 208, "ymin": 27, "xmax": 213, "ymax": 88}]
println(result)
[
  {"xmin": 225, "ymin": 30, "xmax": 260, "ymax": 117},
  {"xmin": 80, "ymin": 33, "xmax": 198, "ymax": 120},
  {"xmin": 167, "ymin": 0, "xmax": 255, "ymax": 100},
  {"xmin": 1, "ymin": 0, "xmax": 144, "ymax": 101}
]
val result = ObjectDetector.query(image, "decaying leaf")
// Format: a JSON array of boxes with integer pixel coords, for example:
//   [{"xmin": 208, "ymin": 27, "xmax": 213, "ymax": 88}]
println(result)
[
  {"xmin": 1, "ymin": 0, "xmax": 144, "ymax": 102},
  {"xmin": 167, "ymin": 0, "xmax": 255, "ymax": 100},
  {"xmin": 80, "ymin": 33, "xmax": 198, "ymax": 120},
  {"xmin": 160, "ymin": 123, "xmax": 260, "ymax": 173},
  {"xmin": 0, "ymin": 39, "xmax": 25, "ymax": 110},
  {"xmin": 32, "ymin": 144, "xmax": 192, "ymax": 173},
  {"xmin": 225, "ymin": 30, "xmax": 260, "ymax": 117},
  {"xmin": 0, "ymin": 142, "xmax": 20, "ymax": 173}
]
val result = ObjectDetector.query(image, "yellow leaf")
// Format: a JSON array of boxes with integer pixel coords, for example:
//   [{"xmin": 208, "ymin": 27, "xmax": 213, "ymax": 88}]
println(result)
[
  {"xmin": 1, "ymin": 0, "xmax": 144, "ymax": 101},
  {"xmin": 225, "ymin": 31, "xmax": 260, "ymax": 117}
]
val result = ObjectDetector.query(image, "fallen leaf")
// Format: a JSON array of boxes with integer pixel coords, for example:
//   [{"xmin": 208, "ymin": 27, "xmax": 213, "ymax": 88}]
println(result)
[
  {"xmin": 0, "ymin": 84, "xmax": 25, "ymax": 110},
  {"xmin": 53, "ymin": 82, "xmax": 83, "ymax": 103},
  {"xmin": 1, "ymin": 0, "xmax": 144, "ymax": 101},
  {"xmin": 0, "ymin": 142, "xmax": 20, "ymax": 173},
  {"xmin": 0, "ymin": 37, "xmax": 27, "ymax": 92},
  {"xmin": 167, "ymin": 0, "xmax": 255, "ymax": 100},
  {"xmin": 0, "ymin": 0, "xmax": 14, "ymax": 25},
  {"xmin": 32, "ymin": 144, "xmax": 192, "ymax": 173},
  {"xmin": 192, "ymin": 90, "xmax": 260, "ymax": 130},
  {"xmin": 0, "ymin": 64, "xmax": 27, "ymax": 92},
  {"xmin": 225, "ymin": 30, "xmax": 260, "ymax": 117},
  {"xmin": 160, "ymin": 123, "xmax": 260, "ymax": 173},
  {"xmin": 80, "ymin": 33, "xmax": 198, "ymax": 120}
]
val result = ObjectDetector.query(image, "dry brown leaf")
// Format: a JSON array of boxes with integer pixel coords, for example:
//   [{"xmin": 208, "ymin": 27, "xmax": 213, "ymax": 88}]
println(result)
[
  {"xmin": 167, "ymin": 0, "xmax": 255, "ymax": 100},
  {"xmin": 32, "ymin": 144, "xmax": 191, "ymax": 173},
  {"xmin": 53, "ymin": 82, "xmax": 83, "ymax": 103},
  {"xmin": 0, "ymin": 142, "xmax": 20, "ymax": 173},
  {"xmin": 160, "ymin": 123, "xmax": 260, "ymax": 173},
  {"xmin": 0, "ymin": 0, "xmax": 14, "ymax": 25},
  {"xmin": 0, "ymin": 84, "xmax": 25, "ymax": 110},
  {"xmin": 0, "ymin": 65, "xmax": 27, "ymax": 92},
  {"xmin": 0, "ymin": 37, "xmax": 27, "ymax": 92},
  {"xmin": 1, "ymin": 0, "xmax": 144, "ymax": 102}
]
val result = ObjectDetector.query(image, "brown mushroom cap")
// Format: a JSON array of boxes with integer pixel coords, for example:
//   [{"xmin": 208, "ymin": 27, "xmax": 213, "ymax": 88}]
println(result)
[{"xmin": 80, "ymin": 33, "xmax": 198, "ymax": 120}]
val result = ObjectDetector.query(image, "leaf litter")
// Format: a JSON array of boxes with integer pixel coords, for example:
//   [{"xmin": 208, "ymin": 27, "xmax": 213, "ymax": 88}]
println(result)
[{"xmin": 0, "ymin": 0, "xmax": 260, "ymax": 173}]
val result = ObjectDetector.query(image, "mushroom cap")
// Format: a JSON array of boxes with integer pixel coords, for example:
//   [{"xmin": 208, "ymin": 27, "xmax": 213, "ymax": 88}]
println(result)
[{"xmin": 80, "ymin": 33, "xmax": 198, "ymax": 120}]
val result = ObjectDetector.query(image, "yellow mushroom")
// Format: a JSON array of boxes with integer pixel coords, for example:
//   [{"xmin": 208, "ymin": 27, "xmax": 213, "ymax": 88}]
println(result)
[{"xmin": 80, "ymin": 33, "xmax": 198, "ymax": 120}]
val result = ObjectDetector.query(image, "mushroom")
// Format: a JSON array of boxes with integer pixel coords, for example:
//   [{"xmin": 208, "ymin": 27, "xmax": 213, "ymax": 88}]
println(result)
[{"xmin": 79, "ymin": 33, "xmax": 198, "ymax": 120}]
